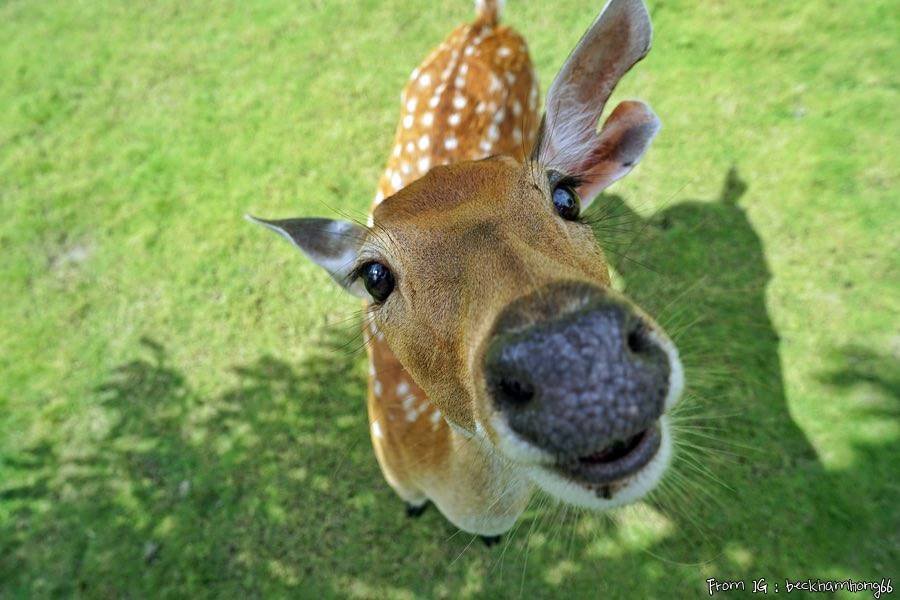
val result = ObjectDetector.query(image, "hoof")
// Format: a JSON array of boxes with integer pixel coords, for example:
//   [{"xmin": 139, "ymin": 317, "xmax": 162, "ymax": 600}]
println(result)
[
  {"xmin": 405, "ymin": 502, "xmax": 429, "ymax": 518},
  {"xmin": 480, "ymin": 535, "xmax": 502, "ymax": 547}
]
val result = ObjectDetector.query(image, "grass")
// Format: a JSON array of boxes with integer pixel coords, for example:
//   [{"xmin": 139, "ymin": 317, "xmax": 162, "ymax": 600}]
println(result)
[{"xmin": 1, "ymin": 0, "xmax": 897, "ymax": 597}]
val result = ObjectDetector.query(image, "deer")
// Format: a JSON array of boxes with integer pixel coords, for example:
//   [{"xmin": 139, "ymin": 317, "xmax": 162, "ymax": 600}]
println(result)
[{"xmin": 249, "ymin": 0, "xmax": 683, "ymax": 545}]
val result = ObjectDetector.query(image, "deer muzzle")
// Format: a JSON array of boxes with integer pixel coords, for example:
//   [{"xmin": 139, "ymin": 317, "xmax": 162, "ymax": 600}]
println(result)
[{"xmin": 483, "ymin": 281, "xmax": 671, "ymax": 484}]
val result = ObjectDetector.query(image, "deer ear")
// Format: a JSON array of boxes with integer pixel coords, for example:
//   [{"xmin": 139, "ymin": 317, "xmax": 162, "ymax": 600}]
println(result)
[
  {"xmin": 534, "ymin": 0, "xmax": 659, "ymax": 206},
  {"xmin": 246, "ymin": 215, "xmax": 368, "ymax": 298}
]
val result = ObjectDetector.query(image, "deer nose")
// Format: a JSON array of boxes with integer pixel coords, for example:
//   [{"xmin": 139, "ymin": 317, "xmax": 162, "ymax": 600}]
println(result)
[{"xmin": 484, "ymin": 300, "xmax": 670, "ymax": 463}]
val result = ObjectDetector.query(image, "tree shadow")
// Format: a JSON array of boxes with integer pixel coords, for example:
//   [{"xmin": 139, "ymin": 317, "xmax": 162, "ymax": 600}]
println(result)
[
  {"xmin": 2, "ymin": 169, "xmax": 896, "ymax": 597},
  {"xmin": 1, "ymin": 333, "xmax": 383, "ymax": 597}
]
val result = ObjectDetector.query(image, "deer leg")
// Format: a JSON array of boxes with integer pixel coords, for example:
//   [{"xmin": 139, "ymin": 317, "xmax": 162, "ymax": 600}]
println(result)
[{"xmin": 405, "ymin": 501, "xmax": 430, "ymax": 518}]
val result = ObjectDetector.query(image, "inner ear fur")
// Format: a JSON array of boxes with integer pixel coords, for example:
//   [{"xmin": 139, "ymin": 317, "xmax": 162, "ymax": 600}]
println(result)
[{"xmin": 533, "ymin": 0, "xmax": 659, "ymax": 205}]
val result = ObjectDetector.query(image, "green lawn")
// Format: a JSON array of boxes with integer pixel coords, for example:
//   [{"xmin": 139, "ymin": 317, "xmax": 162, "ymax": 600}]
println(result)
[{"xmin": 1, "ymin": 0, "xmax": 897, "ymax": 597}]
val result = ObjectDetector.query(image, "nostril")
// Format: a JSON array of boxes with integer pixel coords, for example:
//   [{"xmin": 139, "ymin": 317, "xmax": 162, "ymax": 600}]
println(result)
[
  {"xmin": 485, "ymin": 337, "xmax": 538, "ymax": 409},
  {"xmin": 626, "ymin": 322, "xmax": 654, "ymax": 355},
  {"xmin": 495, "ymin": 375, "xmax": 535, "ymax": 406}
]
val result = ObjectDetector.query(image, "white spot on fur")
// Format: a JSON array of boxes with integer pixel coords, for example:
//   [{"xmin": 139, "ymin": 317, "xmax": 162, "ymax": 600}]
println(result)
[
  {"xmin": 487, "ymin": 123, "xmax": 500, "ymax": 141},
  {"xmin": 428, "ymin": 95, "xmax": 440, "ymax": 108},
  {"xmin": 453, "ymin": 95, "xmax": 466, "ymax": 109},
  {"xmin": 403, "ymin": 114, "xmax": 413, "ymax": 129},
  {"xmin": 418, "ymin": 134, "xmax": 430, "ymax": 150},
  {"xmin": 373, "ymin": 380, "xmax": 382, "ymax": 397},
  {"xmin": 371, "ymin": 420, "xmax": 383, "ymax": 439},
  {"xmin": 479, "ymin": 140, "xmax": 492, "ymax": 153},
  {"xmin": 391, "ymin": 171, "xmax": 402, "ymax": 189},
  {"xmin": 459, "ymin": 63, "xmax": 469, "ymax": 75},
  {"xmin": 401, "ymin": 162, "xmax": 411, "ymax": 175},
  {"xmin": 396, "ymin": 381, "xmax": 409, "ymax": 396},
  {"xmin": 444, "ymin": 137, "xmax": 458, "ymax": 150},
  {"xmin": 464, "ymin": 45, "xmax": 475, "ymax": 57},
  {"xmin": 448, "ymin": 113, "xmax": 461, "ymax": 126},
  {"xmin": 402, "ymin": 394, "xmax": 423, "ymax": 422},
  {"xmin": 417, "ymin": 156, "xmax": 430, "ymax": 173},
  {"xmin": 418, "ymin": 73, "xmax": 432, "ymax": 87},
  {"xmin": 405, "ymin": 141, "xmax": 415, "ymax": 153},
  {"xmin": 512, "ymin": 99, "xmax": 522, "ymax": 116},
  {"xmin": 498, "ymin": 46, "xmax": 511, "ymax": 57},
  {"xmin": 406, "ymin": 96, "xmax": 417, "ymax": 112}
]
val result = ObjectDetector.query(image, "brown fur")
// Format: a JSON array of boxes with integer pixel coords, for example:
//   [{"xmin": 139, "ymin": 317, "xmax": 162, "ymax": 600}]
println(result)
[
  {"xmin": 364, "ymin": 16, "xmax": 614, "ymax": 516},
  {"xmin": 365, "ymin": 13, "xmax": 543, "ymax": 510},
  {"xmin": 360, "ymin": 0, "xmax": 664, "ymax": 532}
]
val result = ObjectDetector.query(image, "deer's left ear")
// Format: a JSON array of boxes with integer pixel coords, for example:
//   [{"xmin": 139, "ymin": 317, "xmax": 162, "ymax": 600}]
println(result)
[
  {"xmin": 246, "ymin": 215, "xmax": 368, "ymax": 298},
  {"xmin": 534, "ymin": 0, "xmax": 660, "ymax": 207}
]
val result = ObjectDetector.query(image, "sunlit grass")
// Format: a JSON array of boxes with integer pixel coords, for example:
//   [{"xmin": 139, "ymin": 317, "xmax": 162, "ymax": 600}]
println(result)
[{"xmin": 1, "ymin": 0, "xmax": 897, "ymax": 597}]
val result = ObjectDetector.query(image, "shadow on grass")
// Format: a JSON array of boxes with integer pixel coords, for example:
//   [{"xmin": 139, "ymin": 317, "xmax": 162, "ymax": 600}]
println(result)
[
  {"xmin": 1, "ymin": 332, "xmax": 383, "ymax": 596},
  {"xmin": 816, "ymin": 345, "xmax": 900, "ymax": 403},
  {"xmin": 2, "ymin": 169, "xmax": 896, "ymax": 597},
  {"xmin": 569, "ymin": 167, "xmax": 898, "ymax": 590}
]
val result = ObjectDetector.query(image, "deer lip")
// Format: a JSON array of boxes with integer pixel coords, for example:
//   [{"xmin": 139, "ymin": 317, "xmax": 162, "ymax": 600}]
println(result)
[
  {"xmin": 555, "ymin": 425, "xmax": 662, "ymax": 486},
  {"xmin": 578, "ymin": 429, "xmax": 649, "ymax": 464}
]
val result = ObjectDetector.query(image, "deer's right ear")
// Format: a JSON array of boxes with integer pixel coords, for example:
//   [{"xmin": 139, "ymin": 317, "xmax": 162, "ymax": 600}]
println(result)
[
  {"xmin": 534, "ymin": 0, "xmax": 659, "ymax": 207},
  {"xmin": 246, "ymin": 215, "xmax": 368, "ymax": 298}
]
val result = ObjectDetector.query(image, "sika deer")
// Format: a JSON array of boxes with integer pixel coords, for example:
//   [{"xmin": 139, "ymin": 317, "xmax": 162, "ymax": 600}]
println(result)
[{"xmin": 249, "ymin": 0, "xmax": 683, "ymax": 542}]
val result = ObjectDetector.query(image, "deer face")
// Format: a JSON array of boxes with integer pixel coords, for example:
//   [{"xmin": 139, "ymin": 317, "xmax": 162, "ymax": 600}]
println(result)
[{"xmin": 251, "ymin": 0, "xmax": 682, "ymax": 509}]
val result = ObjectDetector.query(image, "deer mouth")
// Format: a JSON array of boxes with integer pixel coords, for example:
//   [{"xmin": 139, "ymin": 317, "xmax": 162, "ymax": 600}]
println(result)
[{"xmin": 554, "ymin": 425, "xmax": 662, "ymax": 495}]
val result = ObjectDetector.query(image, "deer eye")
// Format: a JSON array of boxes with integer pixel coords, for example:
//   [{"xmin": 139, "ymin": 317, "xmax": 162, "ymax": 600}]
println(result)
[
  {"xmin": 552, "ymin": 184, "xmax": 581, "ymax": 221},
  {"xmin": 361, "ymin": 261, "xmax": 395, "ymax": 302}
]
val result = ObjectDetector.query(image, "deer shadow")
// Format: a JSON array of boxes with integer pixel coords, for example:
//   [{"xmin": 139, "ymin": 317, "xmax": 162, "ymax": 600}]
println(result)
[{"xmin": 498, "ymin": 167, "xmax": 897, "ymax": 596}]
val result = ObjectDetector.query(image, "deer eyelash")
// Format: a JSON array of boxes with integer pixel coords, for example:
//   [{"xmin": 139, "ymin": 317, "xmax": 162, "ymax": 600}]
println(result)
[
  {"xmin": 546, "ymin": 169, "xmax": 584, "ymax": 200},
  {"xmin": 349, "ymin": 259, "xmax": 375, "ymax": 283},
  {"xmin": 551, "ymin": 172, "xmax": 584, "ymax": 191}
]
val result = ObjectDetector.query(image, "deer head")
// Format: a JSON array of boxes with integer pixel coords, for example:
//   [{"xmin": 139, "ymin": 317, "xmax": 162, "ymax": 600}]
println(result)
[{"xmin": 251, "ymin": 0, "xmax": 682, "ymax": 509}]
